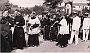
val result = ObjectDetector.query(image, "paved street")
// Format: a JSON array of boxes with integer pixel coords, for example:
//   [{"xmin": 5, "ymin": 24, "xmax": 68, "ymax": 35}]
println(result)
[{"xmin": 11, "ymin": 36, "xmax": 90, "ymax": 53}]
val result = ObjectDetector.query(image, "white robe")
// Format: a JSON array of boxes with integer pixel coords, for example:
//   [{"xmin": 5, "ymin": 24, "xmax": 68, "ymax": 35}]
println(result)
[
  {"xmin": 28, "ymin": 17, "xmax": 41, "ymax": 35},
  {"xmin": 58, "ymin": 19, "xmax": 69, "ymax": 34}
]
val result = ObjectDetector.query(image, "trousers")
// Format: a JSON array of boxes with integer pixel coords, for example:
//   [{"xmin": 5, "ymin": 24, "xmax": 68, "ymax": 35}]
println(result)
[
  {"xmin": 83, "ymin": 29, "xmax": 89, "ymax": 41},
  {"xmin": 69, "ymin": 30, "xmax": 79, "ymax": 45}
]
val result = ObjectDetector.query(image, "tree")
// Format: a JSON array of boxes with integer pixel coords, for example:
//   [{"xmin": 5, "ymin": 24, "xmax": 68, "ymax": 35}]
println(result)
[
  {"xmin": 32, "ymin": 5, "xmax": 45, "ymax": 15},
  {"xmin": 1, "ymin": 3, "xmax": 11, "ymax": 11},
  {"xmin": 44, "ymin": 0, "xmax": 63, "ymax": 9},
  {"xmin": 20, "ymin": 8, "xmax": 32, "ymax": 15},
  {"xmin": 44, "ymin": 0, "xmax": 53, "ymax": 2},
  {"xmin": 44, "ymin": 0, "xmax": 62, "ymax": 2}
]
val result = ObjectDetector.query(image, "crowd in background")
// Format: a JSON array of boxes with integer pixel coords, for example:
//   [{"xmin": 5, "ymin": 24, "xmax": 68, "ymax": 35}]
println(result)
[{"xmin": 0, "ymin": 9, "xmax": 90, "ymax": 52}]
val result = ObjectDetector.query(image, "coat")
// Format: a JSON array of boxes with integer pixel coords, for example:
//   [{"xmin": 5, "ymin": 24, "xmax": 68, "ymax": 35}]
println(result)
[{"xmin": 72, "ymin": 16, "xmax": 81, "ymax": 31}]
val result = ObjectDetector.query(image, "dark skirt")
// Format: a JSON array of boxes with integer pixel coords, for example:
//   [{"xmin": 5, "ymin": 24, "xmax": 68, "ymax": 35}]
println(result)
[
  {"xmin": 50, "ymin": 33, "xmax": 57, "ymax": 41},
  {"xmin": 57, "ymin": 34, "xmax": 61, "ymax": 44},
  {"xmin": 1, "ymin": 30, "xmax": 13, "ymax": 52},
  {"xmin": 43, "ymin": 26, "xmax": 50, "ymax": 40},
  {"xmin": 58, "ymin": 34, "xmax": 69, "ymax": 47},
  {"xmin": 28, "ymin": 34, "xmax": 39, "ymax": 46},
  {"xmin": 1, "ymin": 35, "xmax": 11, "ymax": 52},
  {"xmin": 50, "ymin": 27, "xmax": 58, "ymax": 41},
  {"xmin": 13, "ymin": 26, "xmax": 26, "ymax": 49}
]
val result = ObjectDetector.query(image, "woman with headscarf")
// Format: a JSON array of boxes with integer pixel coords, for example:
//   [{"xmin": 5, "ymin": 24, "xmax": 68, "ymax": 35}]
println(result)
[
  {"xmin": 50, "ymin": 14, "xmax": 58, "ymax": 41},
  {"xmin": 1, "ymin": 11, "xmax": 12, "ymax": 52}
]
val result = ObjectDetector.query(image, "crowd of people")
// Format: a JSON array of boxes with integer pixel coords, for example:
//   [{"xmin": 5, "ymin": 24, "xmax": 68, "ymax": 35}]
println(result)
[{"xmin": 0, "ymin": 10, "xmax": 90, "ymax": 52}]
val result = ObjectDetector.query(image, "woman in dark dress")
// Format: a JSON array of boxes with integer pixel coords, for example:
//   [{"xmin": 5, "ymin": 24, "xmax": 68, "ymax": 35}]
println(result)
[
  {"xmin": 13, "ymin": 11, "xmax": 26, "ymax": 49},
  {"xmin": 50, "ymin": 16, "xmax": 56, "ymax": 41},
  {"xmin": 4, "ymin": 11, "xmax": 14, "ymax": 51},
  {"xmin": 50, "ymin": 14, "xmax": 58, "ymax": 41},
  {"xmin": 1, "ymin": 11, "xmax": 12, "ymax": 52}
]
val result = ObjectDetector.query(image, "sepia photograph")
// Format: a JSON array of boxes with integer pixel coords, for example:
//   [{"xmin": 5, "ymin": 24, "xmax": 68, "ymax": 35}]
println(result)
[{"xmin": 0, "ymin": 0, "xmax": 90, "ymax": 53}]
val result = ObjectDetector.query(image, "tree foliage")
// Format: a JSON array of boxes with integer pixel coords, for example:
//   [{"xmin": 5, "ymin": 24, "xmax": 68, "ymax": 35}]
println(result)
[
  {"xmin": 0, "ymin": 3, "xmax": 11, "ymax": 11},
  {"xmin": 18, "ymin": 8, "xmax": 32, "ymax": 15},
  {"xmin": 44, "ymin": 0, "xmax": 63, "ymax": 9},
  {"xmin": 44, "ymin": 0, "xmax": 53, "ymax": 2},
  {"xmin": 32, "ymin": 5, "xmax": 45, "ymax": 15},
  {"xmin": 44, "ymin": 0, "xmax": 62, "ymax": 2}
]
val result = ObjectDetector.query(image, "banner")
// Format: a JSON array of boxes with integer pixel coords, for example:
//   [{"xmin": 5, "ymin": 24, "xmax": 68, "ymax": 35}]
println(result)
[{"xmin": 65, "ymin": 2, "xmax": 72, "ymax": 15}]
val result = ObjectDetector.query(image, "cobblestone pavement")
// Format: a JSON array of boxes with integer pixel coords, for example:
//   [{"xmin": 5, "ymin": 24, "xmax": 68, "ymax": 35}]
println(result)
[{"xmin": 11, "ymin": 35, "xmax": 90, "ymax": 53}]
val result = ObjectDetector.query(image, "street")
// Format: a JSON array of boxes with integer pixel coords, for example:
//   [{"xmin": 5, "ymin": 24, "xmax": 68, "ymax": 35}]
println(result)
[{"xmin": 11, "ymin": 36, "xmax": 90, "ymax": 53}]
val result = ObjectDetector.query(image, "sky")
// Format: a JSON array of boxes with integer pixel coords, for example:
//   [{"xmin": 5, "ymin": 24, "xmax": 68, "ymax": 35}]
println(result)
[
  {"xmin": 9, "ymin": 0, "xmax": 89, "ymax": 7},
  {"xmin": 73, "ymin": 0, "xmax": 89, "ymax": 3},
  {"xmin": 9, "ymin": 0, "xmax": 45, "ymax": 7}
]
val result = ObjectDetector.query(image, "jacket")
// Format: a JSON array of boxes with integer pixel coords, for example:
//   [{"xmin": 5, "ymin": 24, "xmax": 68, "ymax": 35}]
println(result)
[
  {"xmin": 83, "ymin": 18, "xmax": 90, "ymax": 29},
  {"xmin": 72, "ymin": 16, "xmax": 81, "ymax": 31}
]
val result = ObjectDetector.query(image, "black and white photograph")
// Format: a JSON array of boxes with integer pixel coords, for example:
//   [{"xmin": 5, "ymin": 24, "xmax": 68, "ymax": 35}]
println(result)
[{"xmin": 0, "ymin": 0, "xmax": 90, "ymax": 53}]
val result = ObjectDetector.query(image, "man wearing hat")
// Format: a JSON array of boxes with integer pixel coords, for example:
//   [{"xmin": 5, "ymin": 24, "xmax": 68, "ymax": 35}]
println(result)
[
  {"xmin": 69, "ymin": 11, "xmax": 81, "ymax": 45},
  {"xmin": 82, "ymin": 13, "xmax": 90, "ymax": 42}
]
